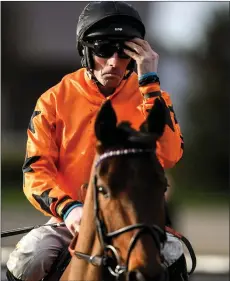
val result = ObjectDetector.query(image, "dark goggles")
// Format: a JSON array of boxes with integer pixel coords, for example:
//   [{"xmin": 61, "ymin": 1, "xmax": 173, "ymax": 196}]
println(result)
[{"xmin": 82, "ymin": 40, "xmax": 131, "ymax": 59}]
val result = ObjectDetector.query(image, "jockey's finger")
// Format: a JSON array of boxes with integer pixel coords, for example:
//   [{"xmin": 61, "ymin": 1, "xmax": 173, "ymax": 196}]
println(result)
[{"xmin": 124, "ymin": 41, "xmax": 145, "ymax": 55}]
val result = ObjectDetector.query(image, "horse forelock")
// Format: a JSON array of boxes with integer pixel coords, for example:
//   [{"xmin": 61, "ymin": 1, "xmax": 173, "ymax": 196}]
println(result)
[{"xmin": 117, "ymin": 121, "xmax": 154, "ymax": 145}]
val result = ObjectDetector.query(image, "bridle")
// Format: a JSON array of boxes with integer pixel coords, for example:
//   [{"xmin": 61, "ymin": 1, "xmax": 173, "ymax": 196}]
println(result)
[{"xmin": 74, "ymin": 148, "xmax": 167, "ymax": 280}]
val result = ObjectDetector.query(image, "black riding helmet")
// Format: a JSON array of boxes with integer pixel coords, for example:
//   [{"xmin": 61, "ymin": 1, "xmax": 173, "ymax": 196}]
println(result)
[{"xmin": 76, "ymin": 1, "xmax": 145, "ymax": 79}]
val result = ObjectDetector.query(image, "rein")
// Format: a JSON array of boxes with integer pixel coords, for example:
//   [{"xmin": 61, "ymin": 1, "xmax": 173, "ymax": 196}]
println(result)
[{"xmin": 73, "ymin": 148, "xmax": 166, "ymax": 279}]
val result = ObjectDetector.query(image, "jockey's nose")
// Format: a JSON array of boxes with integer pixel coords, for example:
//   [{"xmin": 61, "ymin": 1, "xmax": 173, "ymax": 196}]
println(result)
[{"xmin": 107, "ymin": 52, "xmax": 120, "ymax": 66}]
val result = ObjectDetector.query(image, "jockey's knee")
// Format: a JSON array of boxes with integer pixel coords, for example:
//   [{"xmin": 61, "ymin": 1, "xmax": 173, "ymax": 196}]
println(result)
[
  {"xmin": 7, "ymin": 241, "xmax": 59, "ymax": 281},
  {"xmin": 6, "ymin": 223, "xmax": 71, "ymax": 281}
]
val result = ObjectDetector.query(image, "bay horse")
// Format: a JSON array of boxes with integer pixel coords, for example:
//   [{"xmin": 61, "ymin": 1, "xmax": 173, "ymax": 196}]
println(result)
[{"xmin": 61, "ymin": 98, "xmax": 169, "ymax": 281}]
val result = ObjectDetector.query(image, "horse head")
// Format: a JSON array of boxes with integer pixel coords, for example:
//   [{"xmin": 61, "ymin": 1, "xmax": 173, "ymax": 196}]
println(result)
[{"xmin": 92, "ymin": 99, "xmax": 168, "ymax": 281}]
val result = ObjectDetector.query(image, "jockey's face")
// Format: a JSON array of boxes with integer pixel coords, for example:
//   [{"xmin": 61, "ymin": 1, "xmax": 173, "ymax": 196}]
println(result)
[{"xmin": 93, "ymin": 51, "xmax": 131, "ymax": 90}]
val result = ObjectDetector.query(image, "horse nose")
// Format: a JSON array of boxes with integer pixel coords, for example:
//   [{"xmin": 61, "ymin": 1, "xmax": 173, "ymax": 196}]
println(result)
[{"xmin": 127, "ymin": 270, "xmax": 146, "ymax": 281}]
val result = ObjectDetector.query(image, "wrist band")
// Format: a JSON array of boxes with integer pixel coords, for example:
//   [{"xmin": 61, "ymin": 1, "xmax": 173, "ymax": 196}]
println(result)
[
  {"xmin": 138, "ymin": 72, "xmax": 157, "ymax": 82},
  {"xmin": 139, "ymin": 74, "xmax": 160, "ymax": 86},
  {"xmin": 63, "ymin": 203, "xmax": 83, "ymax": 221}
]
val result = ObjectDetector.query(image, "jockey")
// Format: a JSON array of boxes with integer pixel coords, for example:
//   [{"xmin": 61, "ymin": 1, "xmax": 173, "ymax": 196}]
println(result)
[{"xmin": 6, "ymin": 2, "xmax": 186, "ymax": 281}]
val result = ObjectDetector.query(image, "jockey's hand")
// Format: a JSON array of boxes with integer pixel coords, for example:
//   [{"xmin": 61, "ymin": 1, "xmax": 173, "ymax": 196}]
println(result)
[
  {"xmin": 64, "ymin": 206, "xmax": 83, "ymax": 236},
  {"xmin": 124, "ymin": 38, "xmax": 159, "ymax": 77}
]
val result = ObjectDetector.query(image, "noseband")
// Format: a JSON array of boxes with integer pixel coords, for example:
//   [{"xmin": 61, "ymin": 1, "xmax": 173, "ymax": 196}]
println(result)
[{"xmin": 74, "ymin": 148, "xmax": 167, "ymax": 280}]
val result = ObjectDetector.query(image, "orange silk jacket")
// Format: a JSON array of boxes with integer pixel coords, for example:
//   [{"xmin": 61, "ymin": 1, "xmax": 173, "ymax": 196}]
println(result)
[{"xmin": 23, "ymin": 68, "xmax": 184, "ymax": 217}]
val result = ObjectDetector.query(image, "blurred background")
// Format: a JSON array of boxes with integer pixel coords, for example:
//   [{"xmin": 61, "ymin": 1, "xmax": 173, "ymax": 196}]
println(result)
[{"xmin": 1, "ymin": 1, "xmax": 229, "ymax": 280}]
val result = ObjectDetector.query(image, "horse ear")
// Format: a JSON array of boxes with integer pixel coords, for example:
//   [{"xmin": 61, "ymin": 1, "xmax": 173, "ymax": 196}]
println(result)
[
  {"xmin": 95, "ymin": 100, "xmax": 118, "ymax": 145},
  {"xmin": 140, "ymin": 98, "xmax": 166, "ymax": 137}
]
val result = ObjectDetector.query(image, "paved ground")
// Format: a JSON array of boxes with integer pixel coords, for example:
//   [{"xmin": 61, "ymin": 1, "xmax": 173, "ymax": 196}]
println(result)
[
  {"xmin": 2, "ymin": 206, "xmax": 47, "ymax": 247},
  {"xmin": 191, "ymin": 275, "xmax": 229, "ymax": 281},
  {"xmin": 175, "ymin": 206, "xmax": 229, "ymax": 256}
]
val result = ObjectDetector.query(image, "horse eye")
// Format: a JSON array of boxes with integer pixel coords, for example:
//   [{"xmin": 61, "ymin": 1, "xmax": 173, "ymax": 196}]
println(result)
[{"xmin": 98, "ymin": 186, "xmax": 109, "ymax": 198}]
